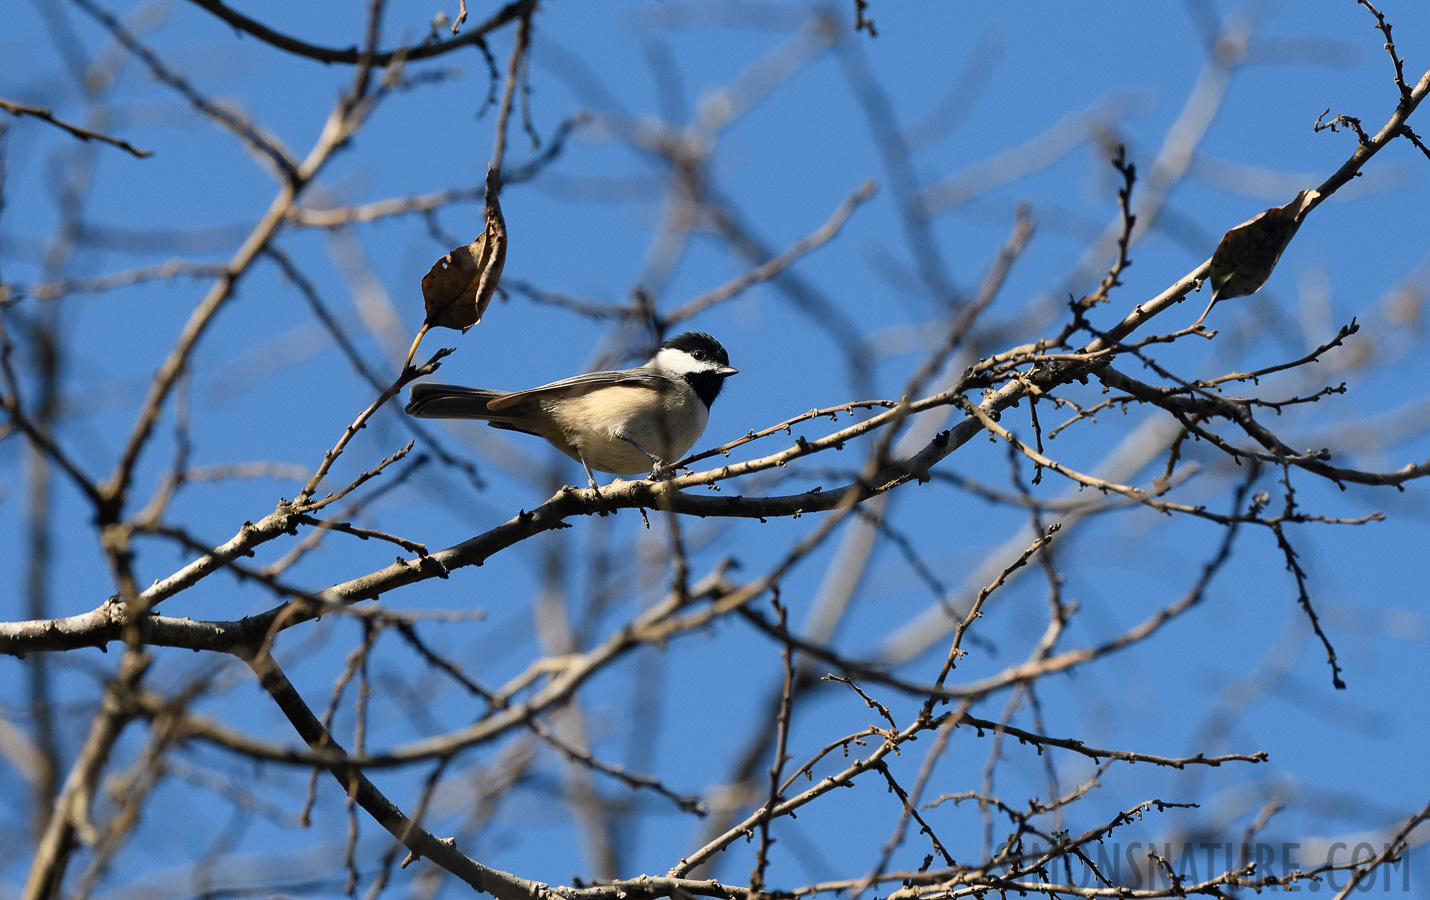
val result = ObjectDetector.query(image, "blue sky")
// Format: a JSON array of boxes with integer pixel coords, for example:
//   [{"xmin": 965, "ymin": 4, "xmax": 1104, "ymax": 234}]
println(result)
[{"xmin": 3, "ymin": 1, "xmax": 1430, "ymax": 897}]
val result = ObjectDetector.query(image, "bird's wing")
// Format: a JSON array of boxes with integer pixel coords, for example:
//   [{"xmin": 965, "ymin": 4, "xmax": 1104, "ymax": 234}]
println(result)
[{"xmin": 486, "ymin": 367, "xmax": 664, "ymax": 411}]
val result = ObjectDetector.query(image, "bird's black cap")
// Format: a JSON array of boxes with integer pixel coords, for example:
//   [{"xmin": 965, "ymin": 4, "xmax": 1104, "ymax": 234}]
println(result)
[{"xmin": 660, "ymin": 331, "xmax": 731, "ymax": 368}]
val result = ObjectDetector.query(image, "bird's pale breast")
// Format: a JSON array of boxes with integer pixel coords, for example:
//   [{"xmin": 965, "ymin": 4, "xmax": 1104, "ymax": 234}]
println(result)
[{"xmin": 544, "ymin": 382, "xmax": 707, "ymax": 474}]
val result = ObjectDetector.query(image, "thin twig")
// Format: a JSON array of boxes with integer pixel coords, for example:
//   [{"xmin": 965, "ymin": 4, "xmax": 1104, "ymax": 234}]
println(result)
[{"xmin": 0, "ymin": 97, "xmax": 152, "ymax": 157}]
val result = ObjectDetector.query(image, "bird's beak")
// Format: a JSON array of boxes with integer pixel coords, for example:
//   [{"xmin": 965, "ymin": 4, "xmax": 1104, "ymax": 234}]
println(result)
[{"xmin": 716, "ymin": 366, "xmax": 739, "ymax": 376}]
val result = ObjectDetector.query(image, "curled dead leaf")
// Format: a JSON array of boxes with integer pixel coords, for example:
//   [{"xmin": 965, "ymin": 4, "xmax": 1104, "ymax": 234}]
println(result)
[
  {"xmin": 404, "ymin": 166, "xmax": 507, "ymax": 369},
  {"xmin": 1193, "ymin": 189, "xmax": 1320, "ymax": 328}
]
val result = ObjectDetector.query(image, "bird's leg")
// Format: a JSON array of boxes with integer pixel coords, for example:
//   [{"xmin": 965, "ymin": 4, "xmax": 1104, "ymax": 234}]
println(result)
[
  {"xmin": 618, "ymin": 435, "xmax": 667, "ymax": 480},
  {"xmin": 577, "ymin": 452, "xmax": 605, "ymax": 501}
]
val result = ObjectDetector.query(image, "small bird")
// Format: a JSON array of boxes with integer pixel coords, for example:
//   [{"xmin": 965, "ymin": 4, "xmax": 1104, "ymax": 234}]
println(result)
[{"xmin": 405, "ymin": 332, "xmax": 738, "ymax": 487}]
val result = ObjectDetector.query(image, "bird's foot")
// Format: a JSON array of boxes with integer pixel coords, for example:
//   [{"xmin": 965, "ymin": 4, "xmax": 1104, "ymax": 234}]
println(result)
[{"xmin": 584, "ymin": 476, "xmax": 612, "ymax": 515}]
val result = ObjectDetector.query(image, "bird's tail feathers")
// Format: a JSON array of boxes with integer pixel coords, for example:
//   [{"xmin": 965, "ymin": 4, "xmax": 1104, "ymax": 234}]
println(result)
[{"xmin": 405, "ymin": 383, "xmax": 510, "ymax": 421}]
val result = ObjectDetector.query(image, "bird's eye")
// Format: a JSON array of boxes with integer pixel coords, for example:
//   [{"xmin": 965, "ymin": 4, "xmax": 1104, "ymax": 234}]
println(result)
[{"xmin": 692, "ymin": 350, "xmax": 706, "ymax": 361}]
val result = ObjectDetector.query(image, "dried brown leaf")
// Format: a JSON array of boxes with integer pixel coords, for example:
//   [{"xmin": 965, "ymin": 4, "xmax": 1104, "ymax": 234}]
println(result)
[
  {"xmin": 1192, "ymin": 189, "xmax": 1320, "ymax": 328},
  {"xmin": 405, "ymin": 166, "xmax": 507, "ymax": 368}
]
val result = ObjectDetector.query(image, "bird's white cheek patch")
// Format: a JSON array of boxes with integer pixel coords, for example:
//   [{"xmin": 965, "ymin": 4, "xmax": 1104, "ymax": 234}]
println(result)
[{"xmin": 653, "ymin": 348, "xmax": 703, "ymax": 375}]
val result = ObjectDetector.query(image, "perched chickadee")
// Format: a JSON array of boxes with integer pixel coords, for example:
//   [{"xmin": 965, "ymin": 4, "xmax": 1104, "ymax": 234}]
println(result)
[{"xmin": 405, "ymin": 332, "xmax": 738, "ymax": 487}]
